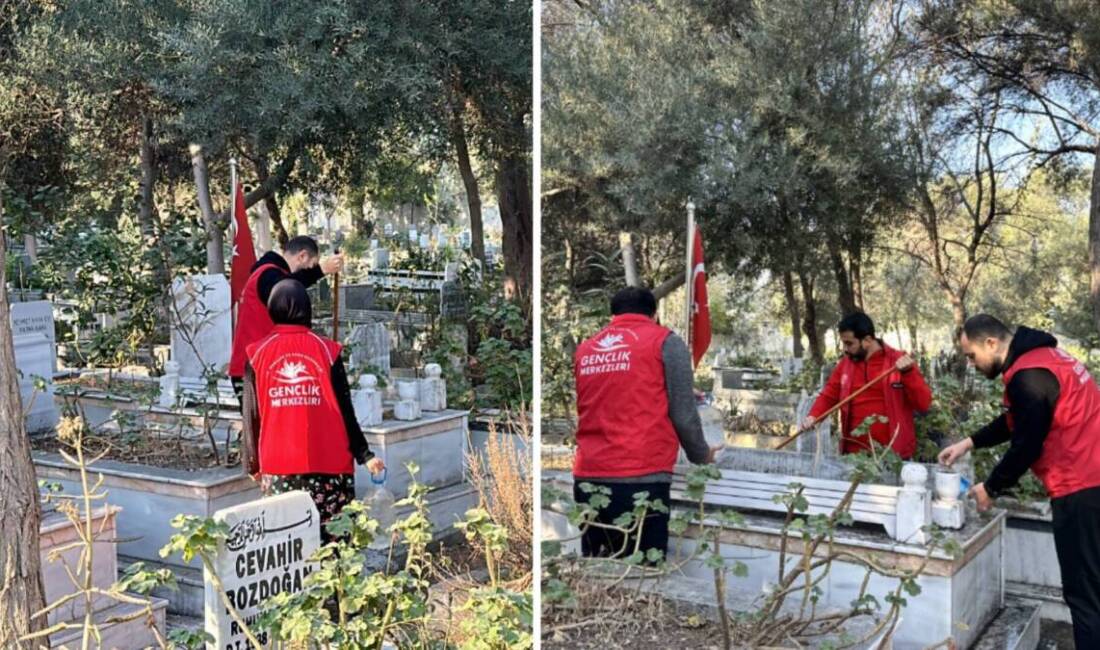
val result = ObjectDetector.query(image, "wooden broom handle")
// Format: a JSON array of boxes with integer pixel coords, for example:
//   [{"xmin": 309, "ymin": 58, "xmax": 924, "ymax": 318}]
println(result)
[{"xmin": 775, "ymin": 364, "xmax": 897, "ymax": 450}]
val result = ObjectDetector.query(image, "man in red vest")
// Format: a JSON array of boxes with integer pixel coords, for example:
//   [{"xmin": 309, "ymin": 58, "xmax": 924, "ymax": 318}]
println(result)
[
  {"xmin": 802, "ymin": 312, "xmax": 932, "ymax": 458},
  {"xmin": 229, "ymin": 236, "xmax": 343, "ymax": 403},
  {"xmin": 573, "ymin": 287, "xmax": 720, "ymax": 560},
  {"xmin": 939, "ymin": 314, "xmax": 1100, "ymax": 646}
]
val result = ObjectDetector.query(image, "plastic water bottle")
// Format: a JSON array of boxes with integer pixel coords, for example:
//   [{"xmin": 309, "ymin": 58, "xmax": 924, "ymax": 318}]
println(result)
[{"xmin": 364, "ymin": 468, "xmax": 395, "ymax": 551}]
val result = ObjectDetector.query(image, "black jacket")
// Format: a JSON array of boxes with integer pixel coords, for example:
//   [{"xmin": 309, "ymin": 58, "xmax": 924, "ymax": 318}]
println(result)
[{"xmin": 971, "ymin": 326, "xmax": 1061, "ymax": 496}]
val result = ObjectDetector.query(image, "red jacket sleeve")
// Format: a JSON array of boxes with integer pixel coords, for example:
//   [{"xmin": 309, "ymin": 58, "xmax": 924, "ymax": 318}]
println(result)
[
  {"xmin": 809, "ymin": 364, "xmax": 843, "ymax": 419},
  {"xmin": 900, "ymin": 365, "xmax": 932, "ymax": 413}
]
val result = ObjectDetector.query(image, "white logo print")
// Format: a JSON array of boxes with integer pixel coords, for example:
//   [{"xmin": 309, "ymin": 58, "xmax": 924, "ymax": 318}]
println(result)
[
  {"xmin": 275, "ymin": 360, "xmax": 314, "ymax": 384},
  {"xmin": 594, "ymin": 333, "xmax": 628, "ymax": 352}
]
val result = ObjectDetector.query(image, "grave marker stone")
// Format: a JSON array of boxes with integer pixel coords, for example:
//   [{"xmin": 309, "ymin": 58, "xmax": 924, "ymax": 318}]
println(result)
[
  {"xmin": 205, "ymin": 491, "xmax": 321, "ymax": 650},
  {"xmin": 419, "ymin": 364, "xmax": 446, "ymax": 411},
  {"xmin": 170, "ymin": 275, "xmax": 232, "ymax": 380},
  {"xmin": 10, "ymin": 300, "xmax": 59, "ymax": 433},
  {"xmin": 349, "ymin": 323, "xmax": 391, "ymax": 377}
]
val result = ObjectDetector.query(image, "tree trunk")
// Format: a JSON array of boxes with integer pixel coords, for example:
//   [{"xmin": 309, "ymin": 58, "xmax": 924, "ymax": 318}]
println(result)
[
  {"xmin": 826, "ymin": 235, "xmax": 858, "ymax": 315},
  {"xmin": 0, "ymin": 195, "xmax": 48, "ymax": 646},
  {"xmin": 190, "ymin": 144, "xmax": 224, "ymax": 274},
  {"xmin": 451, "ymin": 100, "xmax": 485, "ymax": 267},
  {"xmin": 263, "ymin": 194, "xmax": 288, "ymax": 249},
  {"xmin": 781, "ymin": 270, "xmax": 804, "ymax": 358},
  {"xmin": 255, "ymin": 200, "xmax": 274, "ymax": 254},
  {"xmin": 496, "ymin": 150, "xmax": 532, "ymax": 315},
  {"xmin": 850, "ymin": 237, "xmax": 864, "ymax": 311},
  {"xmin": 620, "ymin": 232, "xmax": 639, "ymax": 287},
  {"xmin": 346, "ymin": 186, "xmax": 370, "ymax": 239},
  {"xmin": 653, "ymin": 272, "xmax": 685, "ymax": 301},
  {"xmin": 139, "ymin": 116, "xmax": 157, "ymax": 240},
  {"xmin": 255, "ymin": 155, "xmax": 290, "ymax": 248},
  {"xmin": 1090, "ymin": 137, "xmax": 1100, "ymax": 344},
  {"xmin": 799, "ymin": 271, "xmax": 824, "ymax": 365}
]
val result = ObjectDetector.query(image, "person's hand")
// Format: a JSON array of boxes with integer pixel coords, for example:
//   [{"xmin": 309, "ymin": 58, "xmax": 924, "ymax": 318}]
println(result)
[
  {"xmin": 800, "ymin": 415, "xmax": 817, "ymax": 432},
  {"xmin": 895, "ymin": 354, "xmax": 915, "ymax": 373},
  {"xmin": 937, "ymin": 438, "xmax": 973, "ymax": 467},
  {"xmin": 705, "ymin": 443, "xmax": 724, "ymax": 464},
  {"xmin": 320, "ymin": 253, "xmax": 345, "ymax": 275},
  {"xmin": 969, "ymin": 482, "xmax": 993, "ymax": 512},
  {"xmin": 366, "ymin": 457, "xmax": 385, "ymax": 476},
  {"xmin": 249, "ymin": 472, "xmax": 261, "ymax": 483}
]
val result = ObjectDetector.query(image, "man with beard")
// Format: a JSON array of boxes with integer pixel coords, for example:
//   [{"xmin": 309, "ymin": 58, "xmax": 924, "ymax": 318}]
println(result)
[
  {"xmin": 939, "ymin": 314, "xmax": 1100, "ymax": 647},
  {"xmin": 801, "ymin": 312, "xmax": 932, "ymax": 458}
]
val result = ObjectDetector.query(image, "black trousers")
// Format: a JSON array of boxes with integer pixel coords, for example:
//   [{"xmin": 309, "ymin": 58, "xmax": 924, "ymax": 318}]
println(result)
[
  {"xmin": 1052, "ymin": 484, "xmax": 1100, "ymax": 648},
  {"xmin": 573, "ymin": 479, "xmax": 670, "ymax": 562}
]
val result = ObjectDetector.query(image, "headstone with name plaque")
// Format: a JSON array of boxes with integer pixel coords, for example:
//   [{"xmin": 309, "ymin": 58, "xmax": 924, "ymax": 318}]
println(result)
[
  {"xmin": 10, "ymin": 300, "xmax": 59, "ymax": 433},
  {"xmin": 205, "ymin": 491, "xmax": 321, "ymax": 650}
]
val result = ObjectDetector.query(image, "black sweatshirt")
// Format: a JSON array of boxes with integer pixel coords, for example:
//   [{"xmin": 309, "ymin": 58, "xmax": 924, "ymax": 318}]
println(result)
[
  {"xmin": 240, "ymin": 356, "xmax": 372, "ymax": 477},
  {"xmin": 252, "ymin": 251, "xmax": 325, "ymax": 306},
  {"xmin": 970, "ymin": 326, "xmax": 1061, "ymax": 497}
]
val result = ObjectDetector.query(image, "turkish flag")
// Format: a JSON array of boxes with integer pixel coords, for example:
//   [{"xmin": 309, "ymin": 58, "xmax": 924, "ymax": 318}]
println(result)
[
  {"xmin": 229, "ymin": 182, "xmax": 256, "ymax": 309},
  {"xmin": 690, "ymin": 228, "xmax": 711, "ymax": 368}
]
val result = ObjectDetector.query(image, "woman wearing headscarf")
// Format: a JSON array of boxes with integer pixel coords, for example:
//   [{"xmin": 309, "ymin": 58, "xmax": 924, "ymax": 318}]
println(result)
[{"xmin": 241, "ymin": 279, "xmax": 384, "ymax": 539}]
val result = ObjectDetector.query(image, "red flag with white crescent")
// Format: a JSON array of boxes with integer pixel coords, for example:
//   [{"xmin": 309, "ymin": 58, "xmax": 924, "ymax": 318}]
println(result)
[
  {"xmin": 229, "ymin": 181, "xmax": 256, "ymax": 309},
  {"xmin": 690, "ymin": 228, "xmax": 711, "ymax": 368}
]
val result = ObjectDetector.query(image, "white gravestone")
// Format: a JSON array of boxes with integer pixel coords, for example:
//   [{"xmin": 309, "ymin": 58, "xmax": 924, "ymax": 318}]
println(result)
[
  {"xmin": 370, "ymin": 248, "xmax": 390, "ymax": 270},
  {"xmin": 896, "ymin": 463, "xmax": 932, "ymax": 545},
  {"xmin": 171, "ymin": 274, "xmax": 232, "ymax": 380},
  {"xmin": 159, "ymin": 360, "xmax": 180, "ymax": 408},
  {"xmin": 206, "ymin": 491, "xmax": 321, "ymax": 650},
  {"xmin": 394, "ymin": 380, "xmax": 421, "ymax": 421},
  {"xmin": 418, "ymin": 364, "xmax": 446, "ymax": 412},
  {"xmin": 349, "ymin": 323, "xmax": 390, "ymax": 377},
  {"xmin": 352, "ymin": 374, "xmax": 383, "ymax": 427},
  {"xmin": 418, "ymin": 233, "xmax": 430, "ymax": 250},
  {"xmin": 10, "ymin": 300, "xmax": 59, "ymax": 433},
  {"xmin": 408, "ymin": 228, "xmax": 418, "ymax": 243}
]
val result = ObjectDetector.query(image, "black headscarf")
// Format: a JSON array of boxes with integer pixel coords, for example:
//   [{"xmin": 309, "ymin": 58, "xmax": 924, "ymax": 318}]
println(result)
[{"xmin": 267, "ymin": 279, "xmax": 312, "ymax": 326}]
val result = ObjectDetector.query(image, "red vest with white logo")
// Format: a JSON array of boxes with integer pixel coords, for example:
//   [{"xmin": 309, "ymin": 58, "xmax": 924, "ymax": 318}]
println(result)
[
  {"xmin": 1002, "ymin": 347, "xmax": 1100, "ymax": 499},
  {"xmin": 832, "ymin": 345, "xmax": 922, "ymax": 459},
  {"xmin": 229, "ymin": 263, "xmax": 286, "ymax": 378},
  {"xmin": 573, "ymin": 313, "xmax": 680, "ymax": 478},
  {"xmin": 246, "ymin": 325, "xmax": 352, "ymax": 475}
]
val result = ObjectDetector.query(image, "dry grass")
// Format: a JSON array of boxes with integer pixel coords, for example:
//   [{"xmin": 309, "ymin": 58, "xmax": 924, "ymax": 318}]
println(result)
[{"xmin": 465, "ymin": 409, "xmax": 534, "ymax": 580}]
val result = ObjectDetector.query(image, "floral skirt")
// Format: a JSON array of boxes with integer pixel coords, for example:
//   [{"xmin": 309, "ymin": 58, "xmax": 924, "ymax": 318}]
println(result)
[{"xmin": 262, "ymin": 473, "xmax": 354, "ymax": 544}]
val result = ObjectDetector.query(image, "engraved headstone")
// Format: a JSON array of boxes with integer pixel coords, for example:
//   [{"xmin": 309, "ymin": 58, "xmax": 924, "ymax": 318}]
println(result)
[
  {"xmin": 205, "ymin": 491, "xmax": 321, "ymax": 650},
  {"xmin": 370, "ymin": 248, "xmax": 390, "ymax": 270},
  {"xmin": 341, "ymin": 285, "xmax": 375, "ymax": 311},
  {"xmin": 170, "ymin": 275, "xmax": 232, "ymax": 379},
  {"xmin": 10, "ymin": 300, "xmax": 59, "ymax": 433},
  {"xmin": 348, "ymin": 323, "xmax": 390, "ymax": 376},
  {"xmin": 440, "ymin": 281, "xmax": 467, "ymax": 321}
]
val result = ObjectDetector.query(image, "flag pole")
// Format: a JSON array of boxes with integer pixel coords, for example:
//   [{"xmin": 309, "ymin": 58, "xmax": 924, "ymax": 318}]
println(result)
[
  {"xmin": 230, "ymin": 157, "xmax": 238, "ymax": 331},
  {"xmin": 684, "ymin": 201, "xmax": 695, "ymax": 352}
]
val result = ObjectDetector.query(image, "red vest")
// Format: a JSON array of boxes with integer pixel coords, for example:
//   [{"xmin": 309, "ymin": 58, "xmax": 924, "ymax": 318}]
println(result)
[
  {"xmin": 573, "ymin": 314, "xmax": 680, "ymax": 478},
  {"xmin": 246, "ymin": 325, "xmax": 352, "ymax": 475},
  {"xmin": 832, "ymin": 345, "xmax": 923, "ymax": 459},
  {"xmin": 229, "ymin": 263, "xmax": 285, "ymax": 377},
  {"xmin": 1003, "ymin": 347, "xmax": 1100, "ymax": 499}
]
